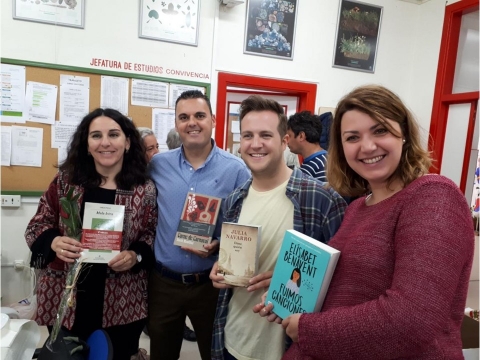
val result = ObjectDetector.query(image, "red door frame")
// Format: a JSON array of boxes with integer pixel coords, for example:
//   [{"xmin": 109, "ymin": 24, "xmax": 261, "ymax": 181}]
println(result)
[
  {"xmin": 215, "ymin": 72, "xmax": 317, "ymax": 149},
  {"xmin": 429, "ymin": 0, "xmax": 479, "ymax": 193}
]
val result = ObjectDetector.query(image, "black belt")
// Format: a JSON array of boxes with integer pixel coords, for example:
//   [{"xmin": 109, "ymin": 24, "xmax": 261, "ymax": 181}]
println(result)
[{"xmin": 155, "ymin": 262, "xmax": 210, "ymax": 285}]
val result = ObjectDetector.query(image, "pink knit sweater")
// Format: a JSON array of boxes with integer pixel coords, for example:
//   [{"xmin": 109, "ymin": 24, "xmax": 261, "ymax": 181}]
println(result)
[{"xmin": 283, "ymin": 175, "xmax": 474, "ymax": 359}]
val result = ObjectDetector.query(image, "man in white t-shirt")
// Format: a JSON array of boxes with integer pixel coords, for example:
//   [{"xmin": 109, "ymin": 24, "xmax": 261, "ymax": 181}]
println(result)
[{"xmin": 210, "ymin": 95, "xmax": 346, "ymax": 360}]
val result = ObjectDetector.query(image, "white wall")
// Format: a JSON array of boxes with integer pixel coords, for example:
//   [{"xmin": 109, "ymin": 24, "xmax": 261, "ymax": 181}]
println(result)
[
  {"xmin": 213, "ymin": 0, "xmax": 446, "ymax": 136},
  {"xmin": 1, "ymin": 1, "xmax": 216, "ymax": 82},
  {"xmin": 1, "ymin": 202, "xmax": 38, "ymax": 304},
  {"xmin": 1, "ymin": 0, "xmax": 451, "ymax": 303}
]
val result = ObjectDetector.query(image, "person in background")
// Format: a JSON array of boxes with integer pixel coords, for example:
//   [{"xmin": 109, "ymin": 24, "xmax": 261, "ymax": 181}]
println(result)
[
  {"xmin": 287, "ymin": 111, "xmax": 327, "ymax": 182},
  {"xmin": 25, "ymin": 108, "xmax": 157, "ymax": 360},
  {"xmin": 283, "ymin": 147, "xmax": 300, "ymax": 169},
  {"xmin": 166, "ymin": 128, "xmax": 182, "ymax": 150},
  {"xmin": 138, "ymin": 127, "xmax": 160, "ymax": 162},
  {"xmin": 210, "ymin": 95, "xmax": 346, "ymax": 360},
  {"xmin": 148, "ymin": 90, "xmax": 250, "ymax": 360},
  {"xmin": 258, "ymin": 85, "xmax": 474, "ymax": 360},
  {"xmin": 139, "ymin": 126, "xmax": 197, "ymax": 343}
]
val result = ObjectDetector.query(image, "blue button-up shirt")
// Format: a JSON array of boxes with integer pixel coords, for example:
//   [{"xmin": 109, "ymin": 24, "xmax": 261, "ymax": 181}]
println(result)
[{"xmin": 149, "ymin": 141, "xmax": 251, "ymax": 273}]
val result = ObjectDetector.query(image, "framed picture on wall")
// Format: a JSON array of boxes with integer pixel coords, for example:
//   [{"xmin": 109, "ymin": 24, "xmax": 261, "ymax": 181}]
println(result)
[
  {"xmin": 332, "ymin": 0, "xmax": 383, "ymax": 73},
  {"xmin": 139, "ymin": 0, "xmax": 200, "ymax": 46},
  {"xmin": 244, "ymin": 0, "xmax": 298, "ymax": 60},
  {"xmin": 12, "ymin": 0, "xmax": 85, "ymax": 29}
]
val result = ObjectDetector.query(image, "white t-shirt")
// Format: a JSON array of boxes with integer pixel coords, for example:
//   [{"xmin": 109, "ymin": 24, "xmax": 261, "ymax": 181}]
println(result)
[{"xmin": 224, "ymin": 180, "xmax": 294, "ymax": 360}]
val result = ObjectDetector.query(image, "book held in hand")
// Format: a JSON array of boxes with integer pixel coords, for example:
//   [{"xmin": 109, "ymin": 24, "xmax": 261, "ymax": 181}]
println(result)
[
  {"xmin": 265, "ymin": 229, "xmax": 340, "ymax": 319},
  {"xmin": 173, "ymin": 193, "xmax": 222, "ymax": 252},
  {"xmin": 217, "ymin": 222, "xmax": 262, "ymax": 287},
  {"xmin": 80, "ymin": 202, "xmax": 125, "ymax": 263}
]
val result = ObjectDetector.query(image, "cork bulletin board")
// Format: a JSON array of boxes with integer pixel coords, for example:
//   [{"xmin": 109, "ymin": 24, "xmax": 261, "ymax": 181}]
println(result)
[{"xmin": 1, "ymin": 58, "xmax": 210, "ymax": 194}]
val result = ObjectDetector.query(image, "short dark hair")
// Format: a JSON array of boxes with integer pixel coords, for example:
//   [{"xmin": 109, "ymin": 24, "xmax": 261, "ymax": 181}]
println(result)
[
  {"xmin": 59, "ymin": 108, "xmax": 148, "ymax": 190},
  {"xmin": 175, "ymin": 90, "xmax": 212, "ymax": 115},
  {"xmin": 287, "ymin": 111, "xmax": 322, "ymax": 144},
  {"xmin": 239, "ymin": 95, "xmax": 288, "ymax": 137}
]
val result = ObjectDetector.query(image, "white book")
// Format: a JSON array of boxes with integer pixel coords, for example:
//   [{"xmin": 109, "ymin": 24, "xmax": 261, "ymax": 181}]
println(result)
[{"xmin": 80, "ymin": 202, "xmax": 125, "ymax": 263}]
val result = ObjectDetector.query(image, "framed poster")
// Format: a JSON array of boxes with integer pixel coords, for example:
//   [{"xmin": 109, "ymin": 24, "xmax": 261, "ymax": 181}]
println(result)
[
  {"xmin": 332, "ymin": 0, "xmax": 382, "ymax": 73},
  {"xmin": 244, "ymin": 0, "xmax": 298, "ymax": 60},
  {"xmin": 139, "ymin": 0, "xmax": 200, "ymax": 46},
  {"xmin": 12, "ymin": 0, "xmax": 85, "ymax": 29}
]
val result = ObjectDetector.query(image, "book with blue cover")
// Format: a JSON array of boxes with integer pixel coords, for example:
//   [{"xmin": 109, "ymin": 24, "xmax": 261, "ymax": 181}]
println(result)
[{"xmin": 265, "ymin": 229, "xmax": 340, "ymax": 319}]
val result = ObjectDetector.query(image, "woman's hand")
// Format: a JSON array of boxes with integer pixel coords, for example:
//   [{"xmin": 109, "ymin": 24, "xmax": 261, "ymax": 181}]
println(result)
[
  {"xmin": 108, "ymin": 250, "xmax": 137, "ymax": 272},
  {"xmin": 282, "ymin": 314, "xmax": 302, "ymax": 342},
  {"xmin": 51, "ymin": 236, "xmax": 83, "ymax": 263},
  {"xmin": 252, "ymin": 291, "xmax": 283, "ymax": 324}
]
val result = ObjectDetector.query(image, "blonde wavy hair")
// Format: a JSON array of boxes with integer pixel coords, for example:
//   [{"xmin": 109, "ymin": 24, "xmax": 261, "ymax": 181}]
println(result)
[{"xmin": 327, "ymin": 85, "xmax": 432, "ymax": 197}]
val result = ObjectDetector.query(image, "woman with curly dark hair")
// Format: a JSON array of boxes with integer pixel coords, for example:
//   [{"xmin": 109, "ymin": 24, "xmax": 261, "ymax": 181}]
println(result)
[{"xmin": 26, "ymin": 108, "xmax": 157, "ymax": 360}]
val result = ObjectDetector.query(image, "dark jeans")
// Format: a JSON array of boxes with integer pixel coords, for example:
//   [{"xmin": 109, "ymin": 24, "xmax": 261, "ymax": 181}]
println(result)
[
  {"xmin": 224, "ymin": 348, "xmax": 238, "ymax": 360},
  {"xmin": 147, "ymin": 268, "xmax": 219, "ymax": 360}
]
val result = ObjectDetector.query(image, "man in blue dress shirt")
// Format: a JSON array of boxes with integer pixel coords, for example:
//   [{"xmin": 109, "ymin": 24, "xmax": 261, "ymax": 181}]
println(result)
[{"xmin": 148, "ymin": 90, "xmax": 250, "ymax": 360}]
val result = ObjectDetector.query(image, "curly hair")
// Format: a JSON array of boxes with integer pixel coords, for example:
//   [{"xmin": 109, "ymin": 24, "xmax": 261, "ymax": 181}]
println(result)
[
  {"xmin": 59, "ymin": 108, "xmax": 148, "ymax": 190},
  {"xmin": 327, "ymin": 85, "xmax": 431, "ymax": 197},
  {"xmin": 239, "ymin": 95, "xmax": 288, "ymax": 137},
  {"xmin": 287, "ymin": 111, "xmax": 322, "ymax": 144}
]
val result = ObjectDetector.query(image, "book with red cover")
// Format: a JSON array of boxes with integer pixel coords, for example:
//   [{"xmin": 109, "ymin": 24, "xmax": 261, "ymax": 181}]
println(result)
[
  {"xmin": 80, "ymin": 202, "xmax": 125, "ymax": 263},
  {"xmin": 173, "ymin": 193, "xmax": 222, "ymax": 251}
]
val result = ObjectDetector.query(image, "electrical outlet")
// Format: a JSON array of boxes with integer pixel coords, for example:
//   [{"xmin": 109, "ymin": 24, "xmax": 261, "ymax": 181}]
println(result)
[
  {"xmin": 14, "ymin": 260, "xmax": 25, "ymax": 270},
  {"xmin": 1, "ymin": 195, "xmax": 21, "ymax": 207}
]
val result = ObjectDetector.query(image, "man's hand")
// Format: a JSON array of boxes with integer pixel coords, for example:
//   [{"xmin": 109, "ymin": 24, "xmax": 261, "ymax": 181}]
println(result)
[
  {"xmin": 252, "ymin": 291, "xmax": 282, "ymax": 324},
  {"xmin": 181, "ymin": 239, "xmax": 219, "ymax": 258},
  {"xmin": 209, "ymin": 261, "xmax": 233, "ymax": 289},
  {"xmin": 247, "ymin": 270, "xmax": 273, "ymax": 292}
]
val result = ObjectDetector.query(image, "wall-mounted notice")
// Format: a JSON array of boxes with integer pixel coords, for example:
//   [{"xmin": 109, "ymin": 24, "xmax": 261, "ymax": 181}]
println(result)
[
  {"xmin": 1, "ymin": 126, "xmax": 12, "ymax": 166},
  {"xmin": 152, "ymin": 108, "xmax": 176, "ymax": 153},
  {"xmin": 11, "ymin": 126, "xmax": 43, "ymax": 167},
  {"xmin": 100, "ymin": 76, "xmax": 129, "ymax": 116},
  {"xmin": 13, "ymin": 0, "xmax": 85, "ymax": 28},
  {"xmin": 139, "ymin": 0, "xmax": 200, "ymax": 46},
  {"xmin": 169, "ymin": 84, "xmax": 205, "ymax": 109},
  {"xmin": 1, "ymin": 64, "xmax": 26, "ymax": 123},
  {"xmin": 58, "ymin": 144, "xmax": 68, "ymax": 166},
  {"xmin": 51, "ymin": 121, "xmax": 78, "ymax": 149},
  {"xmin": 25, "ymin": 82, "xmax": 58, "ymax": 125},
  {"xmin": 60, "ymin": 75, "xmax": 90, "ymax": 122},
  {"xmin": 131, "ymin": 79, "xmax": 169, "ymax": 108}
]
